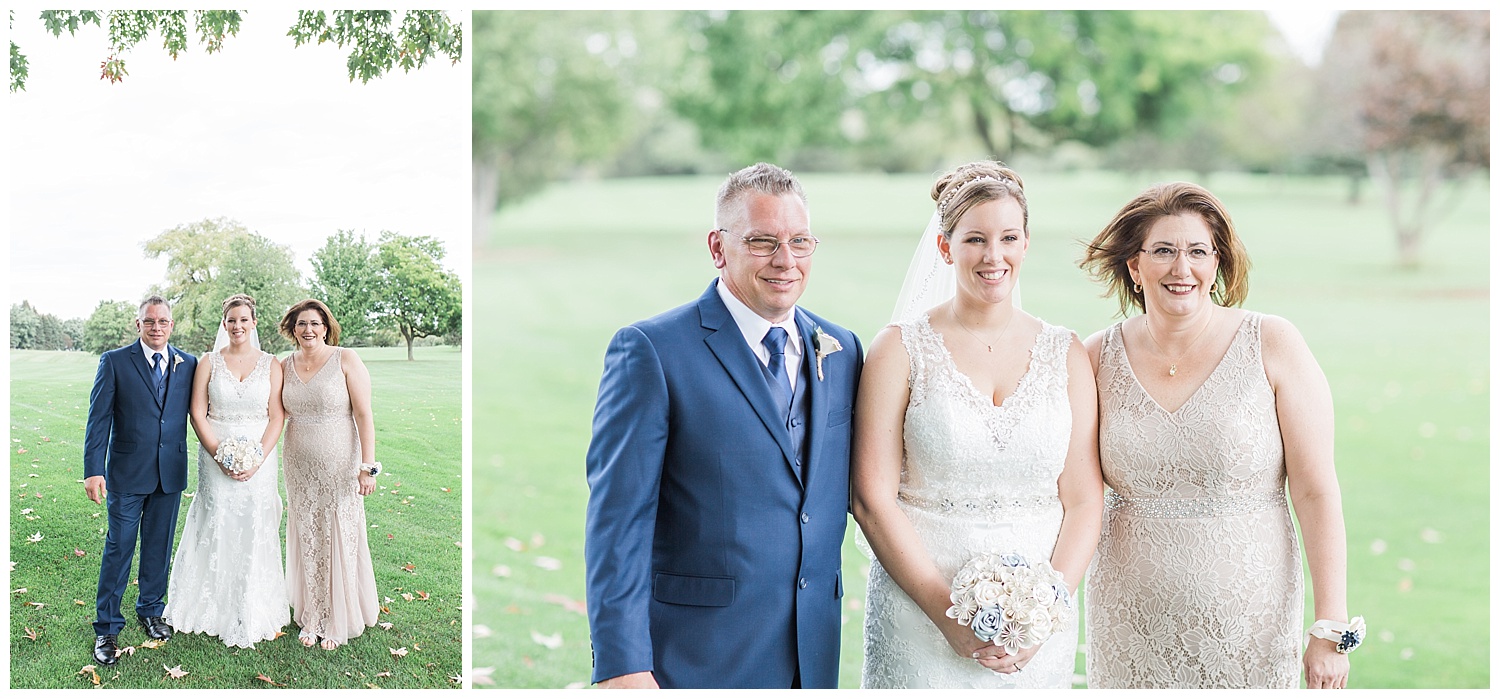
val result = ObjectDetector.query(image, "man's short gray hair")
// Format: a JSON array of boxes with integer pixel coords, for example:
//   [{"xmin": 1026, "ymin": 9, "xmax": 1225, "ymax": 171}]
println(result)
[
  {"xmin": 714, "ymin": 162, "xmax": 808, "ymax": 230},
  {"xmin": 138, "ymin": 294, "xmax": 171, "ymax": 318}
]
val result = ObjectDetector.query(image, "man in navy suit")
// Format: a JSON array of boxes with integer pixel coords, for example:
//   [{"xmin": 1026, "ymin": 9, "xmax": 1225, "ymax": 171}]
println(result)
[
  {"xmin": 83, "ymin": 295, "xmax": 197, "ymax": 665},
  {"xmin": 585, "ymin": 163, "xmax": 863, "ymax": 688}
]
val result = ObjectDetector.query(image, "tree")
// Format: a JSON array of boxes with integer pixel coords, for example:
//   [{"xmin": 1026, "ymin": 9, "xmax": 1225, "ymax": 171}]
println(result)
[
  {"xmin": 143, "ymin": 217, "xmax": 307, "ymax": 354},
  {"xmin": 11, "ymin": 9, "xmax": 462, "ymax": 92},
  {"xmin": 373, "ymin": 232, "xmax": 462, "ymax": 361},
  {"xmin": 1318, "ymin": 11, "xmax": 1489, "ymax": 267},
  {"xmin": 10, "ymin": 301, "xmax": 69, "ymax": 350},
  {"xmin": 61, "ymin": 317, "xmax": 86, "ymax": 350},
  {"xmin": 310, "ymin": 230, "xmax": 381, "ymax": 346},
  {"xmin": 80, "ymin": 300, "xmax": 138, "ymax": 355},
  {"xmin": 471, "ymin": 11, "xmax": 664, "ymax": 238}
]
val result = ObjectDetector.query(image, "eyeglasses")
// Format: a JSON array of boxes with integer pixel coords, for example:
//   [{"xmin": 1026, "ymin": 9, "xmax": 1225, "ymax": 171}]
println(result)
[
  {"xmin": 1140, "ymin": 245, "xmax": 1218, "ymax": 265},
  {"xmin": 295, "ymin": 320, "xmax": 326, "ymax": 328},
  {"xmin": 718, "ymin": 230, "xmax": 820, "ymax": 258},
  {"xmin": 139, "ymin": 319, "xmax": 173, "ymax": 328}
]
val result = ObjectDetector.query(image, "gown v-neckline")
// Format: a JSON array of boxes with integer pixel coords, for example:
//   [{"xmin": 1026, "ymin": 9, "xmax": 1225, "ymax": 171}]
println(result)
[
  {"xmin": 920, "ymin": 314, "xmax": 1042, "ymax": 410},
  {"xmin": 1117, "ymin": 314, "xmax": 1248, "ymax": 417}
]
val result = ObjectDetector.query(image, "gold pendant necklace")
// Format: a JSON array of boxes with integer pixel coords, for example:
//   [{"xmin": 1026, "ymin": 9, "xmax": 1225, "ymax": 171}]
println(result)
[
  {"xmin": 1143, "ymin": 313, "xmax": 1214, "ymax": 377},
  {"xmin": 951, "ymin": 304, "xmax": 1016, "ymax": 353}
]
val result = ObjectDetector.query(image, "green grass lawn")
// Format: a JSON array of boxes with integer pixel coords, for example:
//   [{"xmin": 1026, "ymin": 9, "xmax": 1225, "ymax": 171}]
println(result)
[
  {"xmin": 472, "ymin": 170, "xmax": 1488, "ymax": 689},
  {"xmin": 10, "ymin": 345, "xmax": 463, "ymax": 689}
]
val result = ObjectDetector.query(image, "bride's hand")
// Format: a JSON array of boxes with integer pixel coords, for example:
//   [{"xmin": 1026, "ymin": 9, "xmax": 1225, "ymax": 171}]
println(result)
[
  {"xmin": 936, "ymin": 617, "xmax": 998, "ymax": 663},
  {"xmin": 234, "ymin": 462, "xmax": 262, "ymax": 482},
  {"xmin": 976, "ymin": 642, "xmax": 1042, "ymax": 674}
]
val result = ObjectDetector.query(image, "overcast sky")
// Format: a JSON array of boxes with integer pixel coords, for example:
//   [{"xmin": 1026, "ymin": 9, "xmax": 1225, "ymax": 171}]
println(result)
[{"xmin": 7, "ymin": 9, "xmax": 469, "ymax": 320}]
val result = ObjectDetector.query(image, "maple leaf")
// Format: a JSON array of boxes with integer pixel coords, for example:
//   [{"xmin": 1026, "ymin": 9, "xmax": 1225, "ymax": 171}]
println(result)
[
  {"xmin": 77, "ymin": 664, "xmax": 101, "ymax": 685},
  {"xmin": 390, "ymin": 647, "xmax": 409, "ymax": 657},
  {"xmin": 164, "ymin": 664, "xmax": 188, "ymax": 679},
  {"xmin": 27, "ymin": 532, "xmax": 43, "ymax": 543},
  {"xmin": 401, "ymin": 592, "xmax": 414, "ymax": 602},
  {"xmin": 24, "ymin": 627, "xmax": 37, "ymax": 641},
  {"xmin": 139, "ymin": 639, "xmax": 164, "ymax": 649},
  {"xmin": 116, "ymin": 645, "xmax": 136, "ymax": 657},
  {"xmin": 400, "ymin": 563, "xmax": 416, "ymax": 574},
  {"xmin": 378, "ymin": 621, "xmax": 394, "ymax": 630},
  {"xmin": 416, "ymin": 590, "xmax": 430, "ymax": 601},
  {"xmin": 255, "ymin": 673, "xmax": 285, "ymax": 686}
]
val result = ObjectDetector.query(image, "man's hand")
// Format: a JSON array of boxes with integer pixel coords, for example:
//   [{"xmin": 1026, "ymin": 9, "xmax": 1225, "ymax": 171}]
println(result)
[
  {"xmin": 84, "ymin": 475, "xmax": 107, "ymax": 505},
  {"xmin": 596, "ymin": 672, "xmax": 659, "ymax": 689}
]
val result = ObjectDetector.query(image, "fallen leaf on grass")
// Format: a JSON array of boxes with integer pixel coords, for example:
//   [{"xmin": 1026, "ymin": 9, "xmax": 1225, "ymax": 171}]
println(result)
[
  {"xmin": 75, "ymin": 548, "xmax": 86, "ymax": 557},
  {"xmin": 542, "ymin": 593, "xmax": 588, "ymax": 615},
  {"xmin": 530, "ymin": 631, "xmax": 563, "ymax": 649},
  {"xmin": 472, "ymin": 667, "xmax": 495, "ymax": 686},
  {"xmin": 401, "ymin": 592, "xmax": 414, "ymax": 602},
  {"xmin": 390, "ymin": 647, "xmax": 409, "ymax": 657},
  {"xmin": 139, "ymin": 639, "xmax": 164, "ymax": 649},
  {"xmin": 375, "ymin": 671, "xmax": 392, "ymax": 678},
  {"xmin": 416, "ymin": 590, "xmax": 430, "ymax": 601},
  {"xmin": 378, "ymin": 622, "xmax": 393, "ymax": 630},
  {"xmin": 400, "ymin": 563, "xmax": 416, "ymax": 574},
  {"xmin": 413, "ymin": 643, "xmax": 422, "ymax": 651},
  {"xmin": 26, "ymin": 601, "xmax": 46, "ymax": 609},
  {"xmin": 366, "ymin": 684, "xmax": 380, "ymax": 689},
  {"xmin": 273, "ymin": 630, "xmax": 286, "ymax": 639},
  {"xmin": 449, "ymin": 673, "xmax": 462, "ymax": 683},
  {"xmin": 77, "ymin": 664, "xmax": 100, "ymax": 685},
  {"xmin": 17, "ymin": 447, "xmax": 27, "ymax": 454},
  {"xmin": 387, "ymin": 533, "xmax": 394, "ymax": 540},
  {"xmin": 534, "ymin": 556, "xmax": 562, "ymax": 571},
  {"xmin": 20, "ymin": 508, "xmax": 32, "ymax": 515},
  {"xmin": 12, "ymin": 588, "xmax": 27, "ymax": 595},
  {"xmin": 163, "ymin": 664, "xmax": 188, "ymax": 679},
  {"xmin": 441, "ymin": 487, "xmax": 450, "ymax": 493},
  {"xmin": 492, "ymin": 565, "xmax": 511, "ymax": 578},
  {"xmin": 24, "ymin": 627, "xmax": 37, "ymax": 641},
  {"xmin": 504, "ymin": 537, "xmax": 524, "ymax": 552},
  {"xmin": 256, "ymin": 673, "xmax": 285, "ymax": 686},
  {"xmin": 27, "ymin": 532, "xmax": 43, "ymax": 543},
  {"xmin": 115, "ymin": 646, "xmax": 136, "ymax": 658},
  {"xmin": 75, "ymin": 599, "xmax": 86, "ymax": 605}
]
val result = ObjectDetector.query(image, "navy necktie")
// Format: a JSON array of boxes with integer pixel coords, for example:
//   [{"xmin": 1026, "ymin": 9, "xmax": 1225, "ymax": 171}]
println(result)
[
  {"xmin": 153, "ymin": 352, "xmax": 167, "ymax": 402},
  {"xmin": 761, "ymin": 327, "xmax": 792, "ymax": 422}
]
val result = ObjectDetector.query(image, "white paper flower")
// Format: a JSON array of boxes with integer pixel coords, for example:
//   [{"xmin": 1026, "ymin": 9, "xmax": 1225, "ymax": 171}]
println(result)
[{"xmin": 972, "ymin": 580, "xmax": 1004, "ymax": 607}]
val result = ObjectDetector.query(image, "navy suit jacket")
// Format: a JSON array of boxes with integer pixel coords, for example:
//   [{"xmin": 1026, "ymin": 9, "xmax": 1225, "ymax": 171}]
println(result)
[
  {"xmin": 83, "ymin": 343, "xmax": 197, "ymax": 495},
  {"xmin": 584, "ymin": 280, "xmax": 863, "ymax": 688}
]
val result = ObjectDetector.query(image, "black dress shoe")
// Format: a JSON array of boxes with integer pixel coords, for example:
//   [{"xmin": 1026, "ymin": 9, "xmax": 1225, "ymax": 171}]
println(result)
[
  {"xmin": 93, "ymin": 634, "xmax": 119, "ymax": 665},
  {"xmin": 138, "ymin": 614, "xmax": 173, "ymax": 641}
]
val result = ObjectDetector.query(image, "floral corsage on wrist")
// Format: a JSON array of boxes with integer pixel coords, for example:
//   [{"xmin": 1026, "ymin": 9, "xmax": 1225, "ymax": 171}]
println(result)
[
  {"xmin": 812, "ymin": 326, "xmax": 842, "ymax": 381},
  {"xmin": 361, "ymin": 462, "xmax": 382, "ymax": 477},
  {"xmin": 1308, "ymin": 616, "xmax": 1365, "ymax": 654}
]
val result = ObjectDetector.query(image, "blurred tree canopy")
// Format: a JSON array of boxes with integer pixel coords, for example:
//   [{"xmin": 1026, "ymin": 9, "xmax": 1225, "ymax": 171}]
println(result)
[
  {"xmin": 10, "ymin": 9, "xmax": 462, "ymax": 92},
  {"xmin": 310, "ymin": 230, "xmax": 382, "ymax": 346},
  {"xmin": 1315, "ymin": 10, "xmax": 1489, "ymax": 267},
  {"xmin": 143, "ymin": 217, "xmax": 307, "ymax": 354},
  {"xmin": 472, "ymin": 9, "xmax": 1292, "ymax": 224},
  {"xmin": 373, "ymin": 232, "xmax": 463, "ymax": 361},
  {"xmin": 11, "ymin": 301, "xmax": 72, "ymax": 351},
  {"xmin": 80, "ymin": 300, "xmax": 139, "ymax": 355}
]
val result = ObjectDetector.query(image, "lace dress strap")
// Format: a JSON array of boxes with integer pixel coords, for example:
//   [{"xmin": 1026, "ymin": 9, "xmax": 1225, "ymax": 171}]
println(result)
[{"xmin": 893, "ymin": 316, "xmax": 945, "ymax": 406}]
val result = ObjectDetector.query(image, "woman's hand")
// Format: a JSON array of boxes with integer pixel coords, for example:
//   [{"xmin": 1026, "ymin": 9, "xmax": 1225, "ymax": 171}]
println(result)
[
  {"xmin": 1303, "ymin": 637, "xmax": 1349, "ymax": 689},
  {"xmin": 357, "ymin": 472, "xmax": 376, "ymax": 496},
  {"xmin": 935, "ymin": 616, "xmax": 999, "ymax": 665},
  {"xmin": 976, "ymin": 642, "xmax": 1042, "ymax": 674},
  {"xmin": 232, "ymin": 461, "xmax": 262, "ymax": 482}
]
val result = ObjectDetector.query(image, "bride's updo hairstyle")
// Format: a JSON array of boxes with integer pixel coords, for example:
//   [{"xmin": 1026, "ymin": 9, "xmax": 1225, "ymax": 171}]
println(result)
[
  {"xmin": 222, "ymin": 293, "xmax": 257, "ymax": 320},
  {"xmin": 932, "ymin": 161, "xmax": 1029, "ymax": 239}
]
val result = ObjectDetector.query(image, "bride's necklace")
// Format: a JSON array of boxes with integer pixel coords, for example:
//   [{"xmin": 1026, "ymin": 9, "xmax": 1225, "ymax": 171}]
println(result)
[
  {"xmin": 950, "ymin": 304, "xmax": 1015, "ymax": 353},
  {"xmin": 1143, "ymin": 313, "xmax": 1214, "ymax": 377}
]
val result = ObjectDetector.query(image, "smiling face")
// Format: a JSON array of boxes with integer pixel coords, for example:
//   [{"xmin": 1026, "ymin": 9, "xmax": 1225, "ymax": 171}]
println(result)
[
  {"xmin": 938, "ymin": 197, "xmax": 1028, "ymax": 307},
  {"xmin": 708, "ymin": 192, "xmax": 811, "ymax": 323},
  {"xmin": 136, "ymin": 303, "xmax": 173, "ymax": 352},
  {"xmin": 222, "ymin": 304, "xmax": 256, "ymax": 346},
  {"xmin": 1127, "ymin": 213, "xmax": 1219, "ymax": 318},
  {"xmin": 293, "ymin": 309, "xmax": 328, "ymax": 349}
]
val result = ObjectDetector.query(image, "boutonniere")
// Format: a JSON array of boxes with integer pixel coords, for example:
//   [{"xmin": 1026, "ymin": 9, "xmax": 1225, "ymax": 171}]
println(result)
[
  {"xmin": 812, "ymin": 326, "xmax": 843, "ymax": 381},
  {"xmin": 172, "ymin": 353, "xmax": 184, "ymax": 372}
]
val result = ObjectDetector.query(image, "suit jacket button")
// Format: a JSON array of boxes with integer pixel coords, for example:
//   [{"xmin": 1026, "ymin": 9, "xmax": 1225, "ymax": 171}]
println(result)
[
  {"xmin": 798, "ymin": 577, "xmax": 808, "ymax": 589},
  {"xmin": 801, "ymin": 512, "xmax": 810, "ymax": 523}
]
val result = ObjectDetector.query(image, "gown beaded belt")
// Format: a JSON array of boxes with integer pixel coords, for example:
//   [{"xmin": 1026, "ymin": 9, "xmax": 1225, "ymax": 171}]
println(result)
[
  {"xmin": 897, "ymin": 490, "xmax": 1058, "ymax": 515},
  {"xmin": 1104, "ymin": 488, "xmax": 1287, "ymax": 519},
  {"xmin": 286, "ymin": 414, "xmax": 349, "ymax": 424}
]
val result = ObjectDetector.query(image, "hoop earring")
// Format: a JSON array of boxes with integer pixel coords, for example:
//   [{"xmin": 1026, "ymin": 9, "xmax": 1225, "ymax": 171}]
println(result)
[
  {"xmin": 1132, "ymin": 283, "xmax": 1142, "ymax": 293},
  {"xmin": 1210, "ymin": 283, "xmax": 1218, "ymax": 294}
]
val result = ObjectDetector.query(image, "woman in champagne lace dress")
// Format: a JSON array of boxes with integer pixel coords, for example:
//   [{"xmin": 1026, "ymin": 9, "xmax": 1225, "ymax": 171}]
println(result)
[
  {"xmin": 278, "ymin": 299, "xmax": 380, "ymax": 650},
  {"xmin": 852, "ymin": 162, "xmax": 1103, "ymax": 688},
  {"xmin": 1079, "ymin": 183, "xmax": 1352, "ymax": 689},
  {"xmin": 165, "ymin": 294, "xmax": 289, "ymax": 647}
]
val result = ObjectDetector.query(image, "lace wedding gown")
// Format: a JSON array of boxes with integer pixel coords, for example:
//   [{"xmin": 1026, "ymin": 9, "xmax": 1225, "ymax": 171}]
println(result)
[
  {"xmin": 862, "ymin": 316, "xmax": 1078, "ymax": 689},
  {"xmin": 1086, "ymin": 312, "xmax": 1301, "ymax": 688},
  {"xmin": 282, "ymin": 347, "xmax": 379, "ymax": 644},
  {"xmin": 164, "ymin": 352, "xmax": 289, "ymax": 647}
]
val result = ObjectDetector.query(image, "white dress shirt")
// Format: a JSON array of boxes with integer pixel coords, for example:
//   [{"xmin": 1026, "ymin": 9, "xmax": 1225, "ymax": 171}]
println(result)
[{"xmin": 716, "ymin": 280, "xmax": 802, "ymax": 391}]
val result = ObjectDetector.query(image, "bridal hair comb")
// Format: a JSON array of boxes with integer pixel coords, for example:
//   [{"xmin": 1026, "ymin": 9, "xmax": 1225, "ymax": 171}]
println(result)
[{"xmin": 937, "ymin": 174, "xmax": 1015, "ymax": 218}]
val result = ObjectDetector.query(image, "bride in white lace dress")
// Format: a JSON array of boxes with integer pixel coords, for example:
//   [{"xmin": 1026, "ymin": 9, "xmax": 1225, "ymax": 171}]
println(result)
[
  {"xmin": 852, "ymin": 162, "xmax": 1103, "ymax": 688},
  {"xmin": 164, "ymin": 294, "xmax": 289, "ymax": 647}
]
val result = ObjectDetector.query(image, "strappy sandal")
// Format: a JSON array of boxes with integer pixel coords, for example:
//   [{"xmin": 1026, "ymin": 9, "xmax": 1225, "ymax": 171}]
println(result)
[
  {"xmin": 320, "ymin": 637, "xmax": 341, "ymax": 651},
  {"xmin": 298, "ymin": 629, "xmax": 318, "ymax": 648}
]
